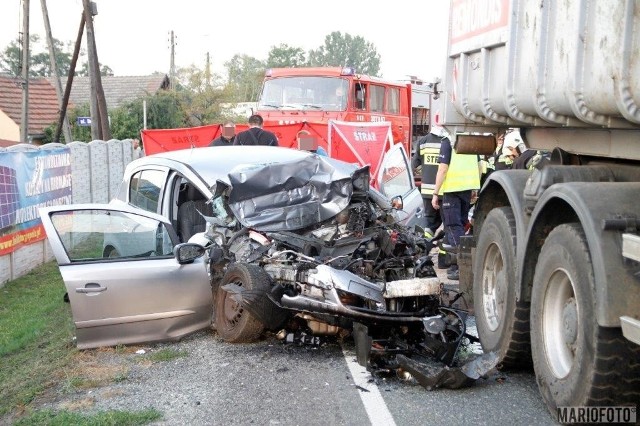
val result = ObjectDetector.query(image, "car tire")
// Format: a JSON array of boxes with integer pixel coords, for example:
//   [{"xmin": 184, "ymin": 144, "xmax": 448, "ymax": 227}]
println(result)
[
  {"xmin": 215, "ymin": 263, "xmax": 266, "ymax": 343},
  {"xmin": 531, "ymin": 223, "xmax": 640, "ymax": 412},
  {"xmin": 473, "ymin": 207, "xmax": 531, "ymax": 367}
]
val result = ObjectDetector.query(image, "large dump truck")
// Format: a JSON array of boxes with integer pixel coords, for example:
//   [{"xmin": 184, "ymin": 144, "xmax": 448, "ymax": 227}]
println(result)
[{"xmin": 436, "ymin": 0, "xmax": 640, "ymax": 414}]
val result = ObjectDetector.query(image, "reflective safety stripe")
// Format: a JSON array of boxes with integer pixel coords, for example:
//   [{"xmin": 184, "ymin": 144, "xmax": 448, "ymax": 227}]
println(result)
[
  {"xmin": 420, "ymin": 142, "xmax": 441, "ymax": 152},
  {"xmin": 441, "ymin": 149, "xmax": 480, "ymax": 193},
  {"xmin": 421, "ymin": 183, "xmax": 436, "ymax": 195},
  {"xmin": 421, "ymin": 143, "xmax": 440, "ymax": 196}
]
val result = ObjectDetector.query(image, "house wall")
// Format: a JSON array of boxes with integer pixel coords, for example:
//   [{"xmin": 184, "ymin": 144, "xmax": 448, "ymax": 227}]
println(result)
[
  {"xmin": 0, "ymin": 110, "xmax": 19, "ymax": 142},
  {"xmin": 0, "ymin": 139, "xmax": 135, "ymax": 286}
]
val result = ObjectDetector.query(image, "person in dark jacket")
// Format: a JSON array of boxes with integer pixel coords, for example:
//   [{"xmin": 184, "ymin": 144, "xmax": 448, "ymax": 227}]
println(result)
[
  {"xmin": 233, "ymin": 114, "xmax": 278, "ymax": 146},
  {"xmin": 209, "ymin": 122, "xmax": 236, "ymax": 146},
  {"xmin": 415, "ymin": 127, "xmax": 446, "ymax": 238}
]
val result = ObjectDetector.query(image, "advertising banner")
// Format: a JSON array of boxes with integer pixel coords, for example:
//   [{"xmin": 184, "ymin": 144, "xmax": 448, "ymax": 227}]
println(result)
[{"xmin": 0, "ymin": 147, "xmax": 73, "ymax": 255}]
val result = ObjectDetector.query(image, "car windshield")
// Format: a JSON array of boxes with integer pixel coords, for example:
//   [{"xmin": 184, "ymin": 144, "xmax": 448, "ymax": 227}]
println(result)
[{"xmin": 258, "ymin": 76, "xmax": 349, "ymax": 111}]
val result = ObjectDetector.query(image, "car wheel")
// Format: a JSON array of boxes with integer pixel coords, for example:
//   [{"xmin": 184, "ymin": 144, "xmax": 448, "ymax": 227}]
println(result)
[
  {"xmin": 215, "ymin": 263, "xmax": 266, "ymax": 343},
  {"xmin": 531, "ymin": 223, "xmax": 640, "ymax": 412},
  {"xmin": 473, "ymin": 207, "xmax": 531, "ymax": 367}
]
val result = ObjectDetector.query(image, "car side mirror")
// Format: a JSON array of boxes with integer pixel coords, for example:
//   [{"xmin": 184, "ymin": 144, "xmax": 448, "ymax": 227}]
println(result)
[
  {"xmin": 174, "ymin": 243, "xmax": 205, "ymax": 264},
  {"xmin": 391, "ymin": 195, "xmax": 403, "ymax": 210}
]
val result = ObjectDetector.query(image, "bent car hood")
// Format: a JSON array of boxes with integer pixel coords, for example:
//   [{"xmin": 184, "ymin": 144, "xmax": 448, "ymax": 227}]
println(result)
[{"xmin": 226, "ymin": 155, "xmax": 369, "ymax": 231}]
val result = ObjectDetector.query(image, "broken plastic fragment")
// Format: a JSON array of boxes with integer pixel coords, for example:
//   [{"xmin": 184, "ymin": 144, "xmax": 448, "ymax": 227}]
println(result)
[{"xmin": 395, "ymin": 351, "xmax": 499, "ymax": 390}]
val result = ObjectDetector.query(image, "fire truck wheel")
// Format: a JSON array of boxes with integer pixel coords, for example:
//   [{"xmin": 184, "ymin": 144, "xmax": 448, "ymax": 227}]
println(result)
[
  {"xmin": 531, "ymin": 223, "xmax": 640, "ymax": 413},
  {"xmin": 215, "ymin": 263, "xmax": 266, "ymax": 343},
  {"xmin": 473, "ymin": 207, "xmax": 531, "ymax": 367}
]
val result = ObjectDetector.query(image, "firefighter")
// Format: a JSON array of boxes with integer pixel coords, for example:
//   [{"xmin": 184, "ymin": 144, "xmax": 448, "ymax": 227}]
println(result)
[
  {"xmin": 417, "ymin": 126, "xmax": 447, "ymax": 239},
  {"xmin": 504, "ymin": 129, "xmax": 551, "ymax": 170},
  {"xmin": 432, "ymin": 132, "xmax": 482, "ymax": 281}
]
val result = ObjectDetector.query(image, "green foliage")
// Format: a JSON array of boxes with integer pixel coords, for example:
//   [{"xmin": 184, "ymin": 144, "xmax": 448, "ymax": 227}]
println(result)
[
  {"xmin": 77, "ymin": 61, "xmax": 114, "ymax": 77},
  {"xmin": 266, "ymin": 44, "xmax": 307, "ymax": 68},
  {"xmin": 0, "ymin": 36, "xmax": 75, "ymax": 77},
  {"xmin": 0, "ymin": 261, "xmax": 76, "ymax": 416},
  {"xmin": 307, "ymin": 31, "xmax": 381, "ymax": 76},
  {"xmin": 66, "ymin": 103, "xmax": 92, "ymax": 142},
  {"xmin": 14, "ymin": 408, "xmax": 162, "ymax": 426},
  {"xmin": 0, "ymin": 38, "xmax": 23, "ymax": 76},
  {"xmin": 176, "ymin": 65, "xmax": 229, "ymax": 125},
  {"xmin": 110, "ymin": 98, "xmax": 145, "ymax": 140},
  {"xmin": 146, "ymin": 91, "xmax": 189, "ymax": 129},
  {"xmin": 224, "ymin": 54, "xmax": 266, "ymax": 102}
]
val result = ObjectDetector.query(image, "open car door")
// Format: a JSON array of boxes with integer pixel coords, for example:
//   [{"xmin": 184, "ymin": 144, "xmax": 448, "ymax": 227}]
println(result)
[
  {"xmin": 378, "ymin": 143, "xmax": 424, "ymax": 227},
  {"xmin": 40, "ymin": 203, "xmax": 212, "ymax": 349}
]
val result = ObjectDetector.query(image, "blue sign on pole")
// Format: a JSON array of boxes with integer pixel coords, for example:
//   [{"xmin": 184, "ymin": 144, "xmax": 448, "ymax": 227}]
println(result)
[{"xmin": 77, "ymin": 117, "xmax": 92, "ymax": 126}]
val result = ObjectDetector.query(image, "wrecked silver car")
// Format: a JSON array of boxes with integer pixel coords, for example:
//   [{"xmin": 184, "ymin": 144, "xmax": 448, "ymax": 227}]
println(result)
[
  {"xmin": 40, "ymin": 145, "xmax": 495, "ymax": 389},
  {"xmin": 197, "ymin": 150, "xmax": 494, "ymax": 386}
]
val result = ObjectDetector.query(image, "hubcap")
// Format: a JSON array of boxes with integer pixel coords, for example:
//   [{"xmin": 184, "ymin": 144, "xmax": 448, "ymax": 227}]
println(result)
[
  {"xmin": 542, "ymin": 268, "xmax": 577, "ymax": 379},
  {"xmin": 482, "ymin": 243, "xmax": 505, "ymax": 332}
]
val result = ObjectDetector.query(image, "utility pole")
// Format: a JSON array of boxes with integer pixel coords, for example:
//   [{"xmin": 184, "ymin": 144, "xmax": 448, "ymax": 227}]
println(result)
[
  {"xmin": 83, "ymin": 0, "xmax": 111, "ymax": 141},
  {"xmin": 20, "ymin": 0, "xmax": 30, "ymax": 144},
  {"xmin": 55, "ymin": 13, "xmax": 84, "ymax": 144},
  {"xmin": 169, "ymin": 30, "xmax": 175, "ymax": 90},
  {"xmin": 41, "ymin": 0, "xmax": 72, "ymax": 143},
  {"xmin": 205, "ymin": 51, "xmax": 211, "ymax": 88}
]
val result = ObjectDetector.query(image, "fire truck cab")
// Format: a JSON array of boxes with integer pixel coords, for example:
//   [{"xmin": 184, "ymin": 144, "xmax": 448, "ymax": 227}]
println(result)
[{"xmin": 256, "ymin": 67, "xmax": 413, "ymax": 153}]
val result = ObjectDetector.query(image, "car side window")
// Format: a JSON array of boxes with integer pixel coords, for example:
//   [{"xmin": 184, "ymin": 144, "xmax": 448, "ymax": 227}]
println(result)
[
  {"xmin": 380, "ymin": 147, "xmax": 412, "ymax": 198},
  {"xmin": 129, "ymin": 170, "xmax": 165, "ymax": 213},
  {"xmin": 50, "ymin": 209, "xmax": 174, "ymax": 263}
]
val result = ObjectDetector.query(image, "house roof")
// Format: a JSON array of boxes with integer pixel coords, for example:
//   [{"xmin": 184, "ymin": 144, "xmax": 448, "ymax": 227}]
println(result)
[
  {"xmin": 56, "ymin": 74, "xmax": 170, "ymax": 109},
  {"xmin": 0, "ymin": 74, "xmax": 61, "ymax": 137}
]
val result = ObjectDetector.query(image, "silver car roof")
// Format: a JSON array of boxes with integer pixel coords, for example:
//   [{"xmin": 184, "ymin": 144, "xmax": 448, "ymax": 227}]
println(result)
[{"xmin": 127, "ymin": 146, "xmax": 358, "ymax": 186}]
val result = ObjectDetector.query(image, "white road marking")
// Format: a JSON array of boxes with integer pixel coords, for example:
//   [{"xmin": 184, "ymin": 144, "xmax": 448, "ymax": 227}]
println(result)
[{"xmin": 342, "ymin": 347, "xmax": 397, "ymax": 426}]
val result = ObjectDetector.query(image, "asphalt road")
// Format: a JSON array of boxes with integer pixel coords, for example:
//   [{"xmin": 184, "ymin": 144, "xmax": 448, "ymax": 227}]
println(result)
[{"xmin": 30, "ymin": 325, "xmax": 556, "ymax": 426}]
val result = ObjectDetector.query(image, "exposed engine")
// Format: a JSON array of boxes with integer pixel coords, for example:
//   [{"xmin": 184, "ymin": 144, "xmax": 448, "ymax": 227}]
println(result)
[{"xmin": 200, "ymin": 175, "xmax": 497, "ymax": 390}]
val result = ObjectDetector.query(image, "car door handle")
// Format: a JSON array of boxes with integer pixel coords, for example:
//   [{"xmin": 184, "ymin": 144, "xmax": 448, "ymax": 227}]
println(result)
[{"xmin": 76, "ymin": 283, "xmax": 107, "ymax": 293}]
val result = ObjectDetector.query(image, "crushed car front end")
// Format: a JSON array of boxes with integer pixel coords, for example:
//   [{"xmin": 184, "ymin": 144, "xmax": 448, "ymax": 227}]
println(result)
[{"xmin": 199, "ymin": 153, "xmax": 493, "ymax": 386}]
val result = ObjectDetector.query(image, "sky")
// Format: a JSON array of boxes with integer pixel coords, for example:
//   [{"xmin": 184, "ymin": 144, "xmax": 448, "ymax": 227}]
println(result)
[{"xmin": 0, "ymin": 0, "xmax": 450, "ymax": 83}]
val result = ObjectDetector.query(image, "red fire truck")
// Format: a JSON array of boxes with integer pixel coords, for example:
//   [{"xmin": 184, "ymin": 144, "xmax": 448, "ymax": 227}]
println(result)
[{"xmin": 256, "ymin": 67, "xmax": 417, "ymax": 154}]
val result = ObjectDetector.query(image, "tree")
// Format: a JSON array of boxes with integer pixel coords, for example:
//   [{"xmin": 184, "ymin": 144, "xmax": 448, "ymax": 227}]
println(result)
[
  {"xmin": 175, "ymin": 65, "xmax": 229, "ymax": 125},
  {"xmin": 77, "ymin": 61, "xmax": 114, "ymax": 77},
  {"xmin": 307, "ymin": 31, "xmax": 381, "ymax": 76},
  {"xmin": 224, "ymin": 54, "xmax": 266, "ymax": 102},
  {"xmin": 0, "ymin": 36, "xmax": 109, "ymax": 77},
  {"xmin": 266, "ymin": 44, "xmax": 306, "ymax": 68},
  {"xmin": 0, "ymin": 38, "xmax": 24, "ymax": 76}
]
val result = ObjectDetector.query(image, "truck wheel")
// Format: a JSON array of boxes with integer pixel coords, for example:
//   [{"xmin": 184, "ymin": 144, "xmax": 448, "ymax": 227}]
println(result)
[
  {"xmin": 215, "ymin": 263, "xmax": 266, "ymax": 343},
  {"xmin": 473, "ymin": 207, "xmax": 531, "ymax": 367},
  {"xmin": 531, "ymin": 223, "xmax": 640, "ymax": 412}
]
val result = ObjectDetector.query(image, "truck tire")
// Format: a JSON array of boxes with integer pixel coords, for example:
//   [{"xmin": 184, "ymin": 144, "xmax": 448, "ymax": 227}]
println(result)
[
  {"xmin": 531, "ymin": 223, "xmax": 640, "ymax": 412},
  {"xmin": 215, "ymin": 263, "xmax": 266, "ymax": 343},
  {"xmin": 473, "ymin": 207, "xmax": 531, "ymax": 367}
]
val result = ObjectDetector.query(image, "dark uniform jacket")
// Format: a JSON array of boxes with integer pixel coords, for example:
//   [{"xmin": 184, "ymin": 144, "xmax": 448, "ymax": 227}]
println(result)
[
  {"xmin": 234, "ymin": 128, "xmax": 278, "ymax": 146},
  {"xmin": 209, "ymin": 136, "xmax": 235, "ymax": 147}
]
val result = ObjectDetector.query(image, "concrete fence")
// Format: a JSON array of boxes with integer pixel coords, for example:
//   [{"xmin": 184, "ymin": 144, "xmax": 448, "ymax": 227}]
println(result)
[{"xmin": 0, "ymin": 139, "xmax": 135, "ymax": 286}]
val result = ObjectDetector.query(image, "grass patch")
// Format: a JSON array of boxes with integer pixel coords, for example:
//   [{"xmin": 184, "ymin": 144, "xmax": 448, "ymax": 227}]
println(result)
[
  {"xmin": 0, "ymin": 261, "xmax": 76, "ymax": 417},
  {"xmin": 58, "ymin": 350, "xmax": 130, "ymax": 394},
  {"xmin": 13, "ymin": 408, "xmax": 162, "ymax": 425},
  {"xmin": 145, "ymin": 348, "xmax": 189, "ymax": 363}
]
